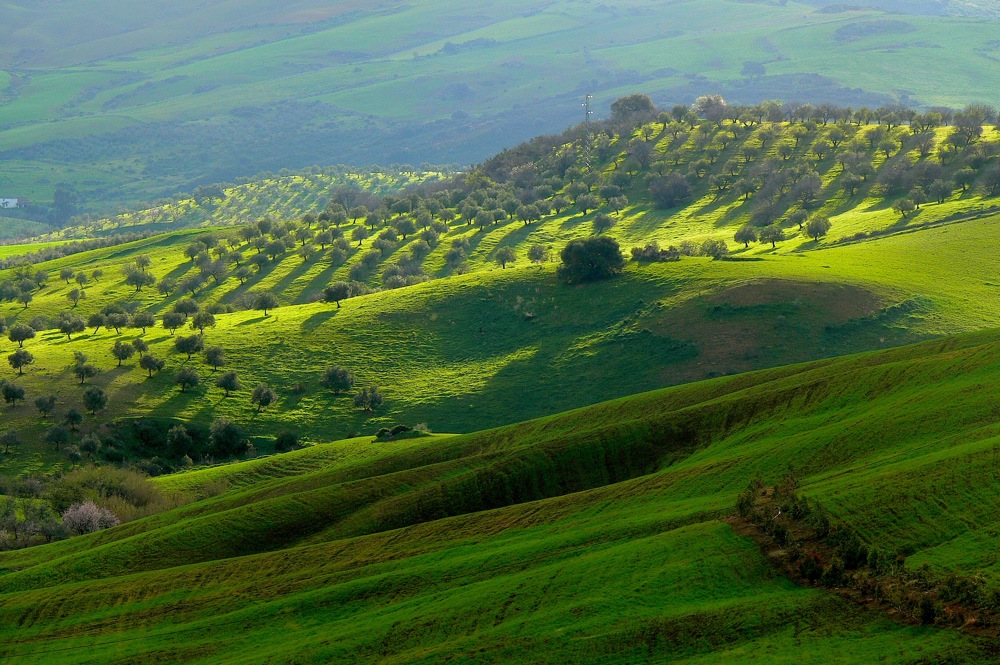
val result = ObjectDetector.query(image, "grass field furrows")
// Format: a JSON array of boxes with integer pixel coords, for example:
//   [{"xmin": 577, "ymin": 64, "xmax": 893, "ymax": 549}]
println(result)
[{"xmin": 4, "ymin": 327, "xmax": 1000, "ymax": 660}]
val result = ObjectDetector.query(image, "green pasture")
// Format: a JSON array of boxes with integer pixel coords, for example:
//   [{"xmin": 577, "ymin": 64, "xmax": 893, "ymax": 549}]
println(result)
[{"xmin": 2, "ymin": 327, "xmax": 1000, "ymax": 661}]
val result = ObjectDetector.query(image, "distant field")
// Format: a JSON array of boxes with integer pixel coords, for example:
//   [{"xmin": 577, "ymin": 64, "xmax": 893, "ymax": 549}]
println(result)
[
  {"xmin": 1, "ymin": 0, "xmax": 999, "ymax": 211},
  {"xmin": 0, "ymin": 218, "xmax": 50, "ymax": 242}
]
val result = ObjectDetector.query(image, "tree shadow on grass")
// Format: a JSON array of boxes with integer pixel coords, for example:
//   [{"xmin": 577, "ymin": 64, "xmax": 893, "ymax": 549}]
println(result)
[
  {"xmin": 237, "ymin": 316, "xmax": 268, "ymax": 327},
  {"xmin": 269, "ymin": 257, "xmax": 317, "ymax": 301},
  {"xmin": 294, "ymin": 259, "xmax": 342, "ymax": 305},
  {"xmin": 219, "ymin": 258, "xmax": 282, "ymax": 305},
  {"xmin": 301, "ymin": 310, "xmax": 337, "ymax": 334}
]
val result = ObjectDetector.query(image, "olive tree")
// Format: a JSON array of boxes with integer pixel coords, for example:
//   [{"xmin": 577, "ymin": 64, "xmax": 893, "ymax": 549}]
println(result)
[
  {"xmin": 191, "ymin": 311, "xmax": 216, "ymax": 335},
  {"xmin": 322, "ymin": 282, "xmax": 351, "ymax": 308},
  {"xmin": 495, "ymin": 246, "xmax": 516, "ymax": 269},
  {"xmin": 8, "ymin": 349, "xmax": 33, "ymax": 375},
  {"xmin": 216, "ymin": 370, "xmax": 241, "ymax": 396},
  {"xmin": 111, "ymin": 340, "xmax": 135, "ymax": 367},
  {"xmin": 82, "ymin": 386, "xmax": 107, "ymax": 415},
  {"xmin": 251, "ymin": 383, "xmax": 278, "ymax": 412},
  {"xmin": 205, "ymin": 346, "xmax": 225, "ymax": 370},
  {"xmin": 8, "ymin": 324, "xmax": 35, "ymax": 348},
  {"xmin": 806, "ymin": 215, "xmax": 832, "ymax": 241},
  {"xmin": 174, "ymin": 335, "xmax": 204, "ymax": 360},
  {"xmin": 176, "ymin": 367, "xmax": 200, "ymax": 393},
  {"xmin": 140, "ymin": 354, "xmax": 165, "ymax": 378},
  {"xmin": 163, "ymin": 312, "xmax": 186, "ymax": 335},
  {"xmin": 320, "ymin": 366, "xmax": 355, "ymax": 394},
  {"xmin": 254, "ymin": 292, "xmax": 279, "ymax": 316},
  {"xmin": 132, "ymin": 312, "xmax": 155, "ymax": 334},
  {"xmin": 34, "ymin": 395, "xmax": 57, "ymax": 419}
]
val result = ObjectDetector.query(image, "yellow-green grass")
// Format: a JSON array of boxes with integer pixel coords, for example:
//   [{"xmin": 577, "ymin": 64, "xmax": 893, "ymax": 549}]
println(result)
[
  {"xmin": 1, "ymin": 203, "xmax": 999, "ymax": 474},
  {"xmin": 0, "ymin": 114, "xmax": 998, "ymax": 472},
  {"xmin": 2, "ymin": 328, "xmax": 1000, "ymax": 661}
]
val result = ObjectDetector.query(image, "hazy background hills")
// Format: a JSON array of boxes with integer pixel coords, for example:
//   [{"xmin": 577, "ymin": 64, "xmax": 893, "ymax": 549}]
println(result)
[{"xmin": 1, "ymin": 0, "xmax": 999, "ymax": 216}]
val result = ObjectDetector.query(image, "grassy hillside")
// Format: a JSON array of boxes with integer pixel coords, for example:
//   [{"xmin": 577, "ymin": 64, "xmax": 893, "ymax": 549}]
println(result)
[
  {"xmin": 2, "ymin": 0, "xmax": 1000, "ymax": 210},
  {"xmin": 2, "ymin": 330, "xmax": 1000, "ymax": 661},
  {"xmin": 1, "ymin": 110, "xmax": 1000, "ymax": 473},
  {"xmin": 49, "ymin": 166, "xmax": 450, "ymax": 238}
]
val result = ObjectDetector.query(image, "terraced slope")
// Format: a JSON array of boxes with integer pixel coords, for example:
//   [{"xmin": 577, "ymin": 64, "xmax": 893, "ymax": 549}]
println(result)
[{"xmin": 2, "ymin": 330, "xmax": 1000, "ymax": 662}]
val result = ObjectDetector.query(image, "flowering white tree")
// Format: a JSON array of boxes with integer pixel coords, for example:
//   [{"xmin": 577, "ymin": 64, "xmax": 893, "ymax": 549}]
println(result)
[{"xmin": 62, "ymin": 501, "xmax": 119, "ymax": 535}]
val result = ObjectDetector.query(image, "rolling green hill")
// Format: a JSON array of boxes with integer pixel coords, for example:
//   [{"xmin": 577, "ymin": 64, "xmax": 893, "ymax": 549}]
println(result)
[
  {"xmin": 2, "ymin": 0, "xmax": 1000, "ymax": 213},
  {"xmin": 2, "ymin": 329, "xmax": 1000, "ymax": 661},
  {"xmin": 1, "ymin": 109, "xmax": 999, "ymax": 474}
]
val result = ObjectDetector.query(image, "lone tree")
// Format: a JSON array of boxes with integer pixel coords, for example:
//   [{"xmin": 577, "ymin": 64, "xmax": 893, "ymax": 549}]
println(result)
[
  {"xmin": 1, "ymin": 430, "xmax": 20, "ymax": 454},
  {"xmin": 216, "ymin": 370, "xmax": 241, "ymax": 396},
  {"xmin": 60, "ymin": 267, "xmax": 75, "ymax": 284},
  {"xmin": 205, "ymin": 346, "xmax": 226, "ymax": 371},
  {"xmin": 734, "ymin": 225, "xmax": 758, "ymax": 248},
  {"xmin": 806, "ymin": 215, "xmax": 832, "ymax": 241},
  {"xmin": 495, "ymin": 246, "xmax": 516, "ymax": 269},
  {"xmin": 111, "ymin": 340, "xmax": 135, "ymax": 367},
  {"xmin": 893, "ymin": 198, "xmax": 916, "ymax": 218},
  {"xmin": 557, "ymin": 237, "xmax": 625, "ymax": 283},
  {"xmin": 132, "ymin": 338, "xmax": 149, "ymax": 357},
  {"xmin": 57, "ymin": 312, "xmax": 86, "ymax": 340},
  {"xmin": 274, "ymin": 430, "xmax": 301, "ymax": 452},
  {"xmin": 175, "ymin": 335, "xmax": 204, "ymax": 360},
  {"xmin": 106, "ymin": 312, "xmax": 130, "ymax": 334},
  {"xmin": 72, "ymin": 352, "xmax": 98, "ymax": 384},
  {"xmin": 251, "ymin": 383, "xmax": 278, "ymax": 412},
  {"xmin": 174, "ymin": 298, "xmax": 200, "ymax": 319},
  {"xmin": 45, "ymin": 426, "xmax": 71, "ymax": 451},
  {"xmin": 759, "ymin": 225, "xmax": 786, "ymax": 248},
  {"xmin": 353, "ymin": 386, "xmax": 384, "ymax": 412},
  {"xmin": 320, "ymin": 366, "xmax": 355, "ymax": 394},
  {"xmin": 88, "ymin": 313, "xmax": 106, "ymax": 334},
  {"xmin": 576, "ymin": 194, "xmax": 600, "ymax": 216},
  {"xmin": 139, "ymin": 354, "xmax": 165, "ymax": 378},
  {"xmin": 163, "ymin": 312, "xmax": 186, "ymax": 335},
  {"xmin": 64, "ymin": 408, "xmax": 83, "ymax": 431},
  {"xmin": 8, "ymin": 349, "xmax": 33, "ymax": 375},
  {"xmin": 2, "ymin": 382, "xmax": 25, "ymax": 407},
  {"xmin": 67, "ymin": 288, "xmax": 85, "ymax": 307},
  {"xmin": 610, "ymin": 93, "xmax": 656, "ymax": 123},
  {"xmin": 592, "ymin": 213, "xmax": 615, "ymax": 235},
  {"xmin": 528, "ymin": 244, "xmax": 551, "ymax": 264},
  {"xmin": 254, "ymin": 292, "xmax": 279, "ymax": 316},
  {"xmin": 176, "ymin": 367, "xmax": 200, "ymax": 393},
  {"xmin": 322, "ymin": 282, "xmax": 351, "ymax": 308},
  {"xmin": 8, "ymin": 323, "xmax": 35, "ymax": 348},
  {"xmin": 132, "ymin": 312, "xmax": 155, "ymax": 334},
  {"xmin": 34, "ymin": 395, "xmax": 57, "ymax": 419},
  {"xmin": 191, "ymin": 312, "xmax": 216, "ymax": 335},
  {"xmin": 82, "ymin": 386, "xmax": 107, "ymax": 415},
  {"xmin": 123, "ymin": 266, "xmax": 156, "ymax": 292}
]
